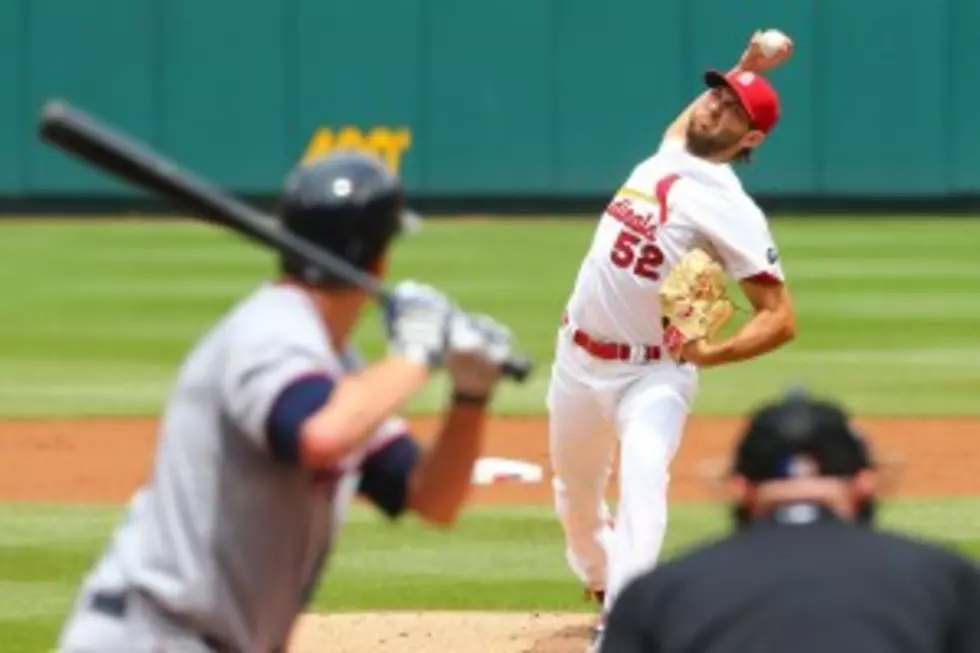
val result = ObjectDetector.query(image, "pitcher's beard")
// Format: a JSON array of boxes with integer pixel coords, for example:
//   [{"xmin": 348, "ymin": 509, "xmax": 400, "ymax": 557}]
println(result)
[{"xmin": 684, "ymin": 121, "xmax": 742, "ymax": 158}]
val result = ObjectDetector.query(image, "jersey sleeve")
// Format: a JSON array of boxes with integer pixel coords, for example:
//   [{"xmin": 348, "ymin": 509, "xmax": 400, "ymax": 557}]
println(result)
[
  {"xmin": 677, "ymin": 184, "xmax": 785, "ymax": 283},
  {"xmin": 357, "ymin": 417, "xmax": 420, "ymax": 519},
  {"xmin": 656, "ymin": 135, "xmax": 686, "ymax": 156},
  {"xmin": 367, "ymin": 415, "xmax": 413, "ymax": 452},
  {"xmin": 219, "ymin": 321, "xmax": 334, "ymax": 455}
]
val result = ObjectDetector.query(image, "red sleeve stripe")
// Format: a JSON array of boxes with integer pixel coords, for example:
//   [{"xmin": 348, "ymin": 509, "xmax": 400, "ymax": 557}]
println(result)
[
  {"xmin": 655, "ymin": 174, "xmax": 681, "ymax": 225},
  {"xmin": 743, "ymin": 272, "xmax": 782, "ymax": 285}
]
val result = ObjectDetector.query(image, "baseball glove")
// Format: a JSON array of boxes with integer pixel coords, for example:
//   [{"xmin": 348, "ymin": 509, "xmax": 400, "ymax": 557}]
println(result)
[{"xmin": 659, "ymin": 248, "xmax": 735, "ymax": 359}]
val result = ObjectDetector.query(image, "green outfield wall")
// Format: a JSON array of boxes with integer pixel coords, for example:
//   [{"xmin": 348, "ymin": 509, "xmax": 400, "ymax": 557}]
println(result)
[{"xmin": 2, "ymin": 0, "xmax": 977, "ymax": 202}]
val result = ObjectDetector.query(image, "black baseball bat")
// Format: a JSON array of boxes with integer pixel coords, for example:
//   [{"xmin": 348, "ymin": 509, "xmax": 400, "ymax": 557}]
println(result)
[{"xmin": 36, "ymin": 99, "xmax": 533, "ymax": 382}]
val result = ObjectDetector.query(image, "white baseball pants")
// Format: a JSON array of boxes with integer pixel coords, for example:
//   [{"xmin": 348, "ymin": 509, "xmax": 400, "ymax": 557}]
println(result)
[{"xmin": 546, "ymin": 324, "xmax": 698, "ymax": 614}]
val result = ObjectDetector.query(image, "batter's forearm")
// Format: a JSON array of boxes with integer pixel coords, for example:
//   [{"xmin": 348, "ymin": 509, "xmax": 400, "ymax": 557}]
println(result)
[
  {"xmin": 704, "ymin": 308, "xmax": 795, "ymax": 366},
  {"xmin": 407, "ymin": 402, "xmax": 487, "ymax": 526},
  {"xmin": 299, "ymin": 356, "xmax": 430, "ymax": 468}
]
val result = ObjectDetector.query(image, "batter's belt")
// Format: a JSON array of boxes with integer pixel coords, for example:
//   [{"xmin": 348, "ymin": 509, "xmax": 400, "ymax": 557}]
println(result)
[{"xmin": 87, "ymin": 589, "xmax": 279, "ymax": 653}]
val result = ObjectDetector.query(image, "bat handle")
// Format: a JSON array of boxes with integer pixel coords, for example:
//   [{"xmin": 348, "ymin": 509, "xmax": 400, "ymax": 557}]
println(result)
[
  {"xmin": 379, "ymin": 291, "xmax": 534, "ymax": 384},
  {"xmin": 500, "ymin": 354, "xmax": 534, "ymax": 383}
]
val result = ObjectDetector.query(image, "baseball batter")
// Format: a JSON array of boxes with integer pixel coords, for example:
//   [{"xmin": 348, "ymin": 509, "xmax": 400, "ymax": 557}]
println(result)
[
  {"xmin": 56, "ymin": 152, "xmax": 516, "ymax": 653},
  {"xmin": 545, "ymin": 31, "xmax": 799, "ymax": 649}
]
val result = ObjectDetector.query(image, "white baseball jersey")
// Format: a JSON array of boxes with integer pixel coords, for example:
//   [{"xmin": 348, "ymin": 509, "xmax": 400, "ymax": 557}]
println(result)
[
  {"xmin": 564, "ymin": 137, "xmax": 786, "ymax": 345},
  {"xmin": 74, "ymin": 283, "xmax": 409, "ymax": 652}
]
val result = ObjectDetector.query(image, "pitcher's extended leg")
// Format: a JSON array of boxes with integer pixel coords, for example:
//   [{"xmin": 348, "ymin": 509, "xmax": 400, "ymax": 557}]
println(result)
[
  {"xmin": 547, "ymin": 365, "xmax": 616, "ymax": 593},
  {"xmin": 605, "ymin": 386, "xmax": 690, "ymax": 611}
]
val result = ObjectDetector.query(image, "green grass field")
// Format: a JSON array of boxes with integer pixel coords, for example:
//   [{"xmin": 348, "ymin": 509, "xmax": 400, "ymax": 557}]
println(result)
[
  {"xmin": 1, "ymin": 216, "xmax": 979, "ymax": 652},
  {"xmin": 1, "ymin": 216, "xmax": 980, "ymax": 418},
  {"xmin": 3, "ymin": 500, "xmax": 980, "ymax": 651}
]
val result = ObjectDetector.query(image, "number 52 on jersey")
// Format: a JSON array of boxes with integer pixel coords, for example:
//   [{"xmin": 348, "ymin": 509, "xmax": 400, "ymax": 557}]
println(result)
[{"xmin": 604, "ymin": 175, "xmax": 680, "ymax": 282}]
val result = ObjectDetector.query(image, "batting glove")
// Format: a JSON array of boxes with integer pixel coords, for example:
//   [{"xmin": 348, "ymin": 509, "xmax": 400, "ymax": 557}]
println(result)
[
  {"xmin": 385, "ymin": 280, "xmax": 454, "ymax": 368},
  {"xmin": 445, "ymin": 312, "xmax": 514, "ymax": 401}
]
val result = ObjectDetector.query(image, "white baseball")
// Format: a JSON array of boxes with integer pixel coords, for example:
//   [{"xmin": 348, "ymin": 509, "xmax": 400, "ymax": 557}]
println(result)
[{"xmin": 757, "ymin": 29, "xmax": 790, "ymax": 57}]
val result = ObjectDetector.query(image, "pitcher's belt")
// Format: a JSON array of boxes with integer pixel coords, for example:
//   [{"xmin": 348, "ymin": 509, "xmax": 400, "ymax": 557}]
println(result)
[{"xmin": 561, "ymin": 313, "xmax": 662, "ymax": 363}]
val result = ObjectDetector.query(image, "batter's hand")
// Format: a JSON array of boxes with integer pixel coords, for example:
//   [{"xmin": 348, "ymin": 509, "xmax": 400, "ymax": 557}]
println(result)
[
  {"xmin": 445, "ymin": 312, "xmax": 513, "ymax": 401},
  {"xmin": 384, "ymin": 280, "xmax": 454, "ymax": 368},
  {"xmin": 735, "ymin": 30, "xmax": 794, "ymax": 75}
]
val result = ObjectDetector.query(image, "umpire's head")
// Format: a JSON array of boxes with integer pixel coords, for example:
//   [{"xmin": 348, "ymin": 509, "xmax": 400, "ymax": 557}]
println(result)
[{"xmin": 729, "ymin": 388, "xmax": 877, "ymax": 528}]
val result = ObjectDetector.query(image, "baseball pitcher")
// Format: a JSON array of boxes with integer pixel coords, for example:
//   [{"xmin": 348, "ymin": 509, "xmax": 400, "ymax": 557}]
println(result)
[
  {"xmin": 56, "ymin": 151, "xmax": 517, "ymax": 653},
  {"xmin": 545, "ymin": 30, "xmax": 799, "ymax": 650}
]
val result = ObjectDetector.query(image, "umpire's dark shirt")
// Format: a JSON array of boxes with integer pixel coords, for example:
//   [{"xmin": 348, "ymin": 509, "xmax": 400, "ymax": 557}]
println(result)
[{"xmin": 600, "ymin": 505, "xmax": 980, "ymax": 653}]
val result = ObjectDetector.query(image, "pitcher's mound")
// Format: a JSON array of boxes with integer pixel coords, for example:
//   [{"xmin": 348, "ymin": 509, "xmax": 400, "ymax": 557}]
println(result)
[{"xmin": 289, "ymin": 611, "xmax": 595, "ymax": 653}]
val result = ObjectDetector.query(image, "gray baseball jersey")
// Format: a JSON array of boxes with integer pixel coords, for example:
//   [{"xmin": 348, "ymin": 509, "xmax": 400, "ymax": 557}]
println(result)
[{"xmin": 74, "ymin": 283, "xmax": 412, "ymax": 651}]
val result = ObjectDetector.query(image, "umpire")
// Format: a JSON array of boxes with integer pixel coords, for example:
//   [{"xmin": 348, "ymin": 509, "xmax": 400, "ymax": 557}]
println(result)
[{"xmin": 598, "ymin": 389, "xmax": 980, "ymax": 653}]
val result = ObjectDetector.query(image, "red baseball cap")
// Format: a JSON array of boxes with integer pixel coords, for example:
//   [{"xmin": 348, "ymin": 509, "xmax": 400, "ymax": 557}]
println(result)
[{"xmin": 704, "ymin": 69, "xmax": 781, "ymax": 134}]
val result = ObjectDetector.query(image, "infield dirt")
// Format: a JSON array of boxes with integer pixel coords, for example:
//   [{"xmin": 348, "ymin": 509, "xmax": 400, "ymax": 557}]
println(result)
[{"xmin": 1, "ymin": 415, "xmax": 976, "ymax": 651}]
